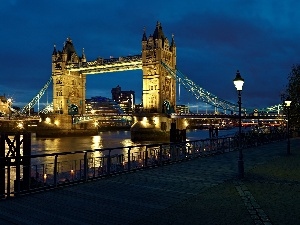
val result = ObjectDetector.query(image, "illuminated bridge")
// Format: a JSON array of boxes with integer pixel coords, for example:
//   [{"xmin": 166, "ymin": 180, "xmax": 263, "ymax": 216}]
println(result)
[
  {"xmin": 14, "ymin": 22, "xmax": 284, "ymax": 136},
  {"xmin": 21, "ymin": 55, "xmax": 283, "ymax": 117}
]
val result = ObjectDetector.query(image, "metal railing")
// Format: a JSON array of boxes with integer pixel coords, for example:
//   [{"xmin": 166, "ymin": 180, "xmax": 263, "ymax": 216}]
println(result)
[{"xmin": 0, "ymin": 129, "xmax": 286, "ymax": 199}]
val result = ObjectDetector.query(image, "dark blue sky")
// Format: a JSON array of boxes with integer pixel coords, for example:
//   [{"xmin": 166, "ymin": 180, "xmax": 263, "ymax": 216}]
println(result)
[{"xmin": 1, "ymin": 0, "xmax": 299, "ymax": 111}]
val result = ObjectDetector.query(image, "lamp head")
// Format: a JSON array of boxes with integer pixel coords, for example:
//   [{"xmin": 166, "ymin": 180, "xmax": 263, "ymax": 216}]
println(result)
[
  {"xmin": 233, "ymin": 70, "xmax": 244, "ymax": 91},
  {"xmin": 285, "ymin": 97, "xmax": 292, "ymax": 107}
]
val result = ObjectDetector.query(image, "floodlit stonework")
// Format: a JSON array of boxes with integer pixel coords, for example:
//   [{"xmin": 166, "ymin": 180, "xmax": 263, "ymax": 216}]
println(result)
[
  {"xmin": 141, "ymin": 21, "xmax": 176, "ymax": 114},
  {"xmin": 37, "ymin": 22, "xmax": 182, "ymax": 139}
]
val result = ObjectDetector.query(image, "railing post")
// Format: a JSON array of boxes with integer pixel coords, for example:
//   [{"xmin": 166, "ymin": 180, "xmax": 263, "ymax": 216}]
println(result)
[
  {"xmin": 54, "ymin": 154, "xmax": 58, "ymax": 187},
  {"xmin": 182, "ymin": 142, "xmax": 187, "ymax": 158},
  {"xmin": 22, "ymin": 132, "xmax": 31, "ymax": 191},
  {"xmin": 6, "ymin": 158, "xmax": 11, "ymax": 198},
  {"xmin": 159, "ymin": 145, "xmax": 163, "ymax": 165},
  {"xmin": 192, "ymin": 141, "xmax": 195, "ymax": 158},
  {"xmin": 145, "ymin": 146, "xmax": 148, "ymax": 167},
  {"xmin": 0, "ymin": 133, "xmax": 5, "ymax": 198},
  {"xmin": 107, "ymin": 150, "xmax": 111, "ymax": 175},
  {"xmin": 42, "ymin": 164, "xmax": 45, "ymax": 187},
  {"xmin": 84, "ymin": 152, "xmax": 88, "ymax": 181},
  {"xmin": 127, "ymin": 147, "xmax": 131, "ymax": 171},
  {"xmin": 15, "ymin": 133, "xmax": 21, "ymax": 196}
]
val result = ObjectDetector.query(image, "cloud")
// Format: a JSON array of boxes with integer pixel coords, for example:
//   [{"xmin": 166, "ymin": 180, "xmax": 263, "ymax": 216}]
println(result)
[{"xmin": 1, "ymin": 0, "xmax": 300, "ymax": 111}]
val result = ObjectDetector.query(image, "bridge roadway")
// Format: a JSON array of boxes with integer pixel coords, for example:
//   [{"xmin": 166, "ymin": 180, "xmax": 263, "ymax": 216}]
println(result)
[
  {"xmin": 0, "ymin": 139, "xmax": 298, "ymax": 224},
  {"xmin": 170, "ymin": 113, "xmax": 285, "ymax": 120}
]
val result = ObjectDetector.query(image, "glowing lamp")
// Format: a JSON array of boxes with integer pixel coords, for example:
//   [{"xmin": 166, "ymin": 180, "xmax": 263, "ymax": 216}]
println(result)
[
  {"xmin": 233, "ymin": 70, "xmax": 244, "ymax": 91},
  {"xmin": 285, "ymin": 97, "xmax": 292, "ymax": 107}
]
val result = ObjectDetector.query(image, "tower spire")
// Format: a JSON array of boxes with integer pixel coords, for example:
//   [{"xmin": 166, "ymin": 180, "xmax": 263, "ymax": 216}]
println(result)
[
  {"xmin": 171, "ymin": 34, "xmax": 176, "ymax": 48},
  {"xmin": 142, "ymin": 26, "xmax": 147, "ymax": 41},
  {"xmin": 52, "ymin": 44, "xmax": 57, "ymax": 55},
  {"xmin": 81, "ymin": 48, "xmax": 86, "ymax": 62}
]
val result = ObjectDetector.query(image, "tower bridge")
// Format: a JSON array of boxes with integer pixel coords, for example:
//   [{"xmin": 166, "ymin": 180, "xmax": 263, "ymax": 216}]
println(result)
[
  {"xmin": 18, "ymin": 21, "xmax": 283, "ymax": 140},
  {"xmin": 35, "ymin": 22, "xmax": 179, "ymax": 140}
]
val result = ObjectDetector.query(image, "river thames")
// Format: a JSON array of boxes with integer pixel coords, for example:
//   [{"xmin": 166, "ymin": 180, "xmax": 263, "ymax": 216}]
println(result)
[{"xmin": 30, "ymin": 128, "xmax": 239, "ymax": 155}]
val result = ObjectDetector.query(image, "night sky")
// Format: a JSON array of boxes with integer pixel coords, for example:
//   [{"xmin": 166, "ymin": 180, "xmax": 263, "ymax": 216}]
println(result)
[{"xmin": 1, "ymin": 0, "xmax": 299, "ymax": 112}]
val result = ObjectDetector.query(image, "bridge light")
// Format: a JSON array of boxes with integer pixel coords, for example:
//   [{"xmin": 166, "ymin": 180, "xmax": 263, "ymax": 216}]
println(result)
[
  {"xmin": 153, "ymin": 116, "xmax": 159, "ymax": 127},
  {"xmin": 184, "ymin": 120, "xmax": 189, "ymax": 128},
  {"xmin": 17, "ymin": 122, "xmax": 24, "ymax": 129},
  {"xmin": 54, "ymin": 120, "xmax": 59, "ymax": 126},
  {"xmin": 141, "ymin": 117, "xmax": 148, "ymax": 126},
  {"xmin": 93, "ymin": 121, "xmax": 99, "ymax": 127},
  {"xmin": 45, "ymin": 117, "xmax": 51, "ymax": 124}
]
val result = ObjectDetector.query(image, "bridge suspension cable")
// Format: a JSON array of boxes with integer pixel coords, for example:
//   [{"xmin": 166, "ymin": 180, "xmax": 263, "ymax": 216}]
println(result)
[
  {"xmin": 161, "ymin": 61, "xmax": 284, "ymax": 114},
  {"xmin": 161, "ymin": 61, "xmax": 246, "ymax": 113},
  {"xmin": 20, "ymin": 76, "xmax": 53, "ymax": 114},
  {"xmin": 39, "ymin": 102, "xmax": 53, "ymax": 114}
]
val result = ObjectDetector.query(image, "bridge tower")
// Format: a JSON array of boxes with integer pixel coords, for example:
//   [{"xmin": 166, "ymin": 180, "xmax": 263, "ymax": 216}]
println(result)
[
  {"xmin": 142, "ymin": 21, "xmax": 176, "ymax": 113},
  {"xmin": 51, "ymin": 38, "xmax": 86, "ymax": 115},
  {"xmin": 131, "ymin": 22, "xmax": 185, "ymax": 141},
  {"xmin": 37, "ymin": 38, "xmax": 97, "ymax": 137}
]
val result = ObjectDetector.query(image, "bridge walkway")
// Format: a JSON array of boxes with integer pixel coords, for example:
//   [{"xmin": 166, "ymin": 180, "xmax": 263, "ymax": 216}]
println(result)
[{"xmin": 0, "ymin": 138, "xmax": 299, "ymax": 225}]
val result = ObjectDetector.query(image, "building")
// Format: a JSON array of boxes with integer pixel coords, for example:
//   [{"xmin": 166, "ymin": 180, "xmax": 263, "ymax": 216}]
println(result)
[
  {"xmin": 85, "ymin": 96, "xmax": 124, "ymax": 115},
  {"xmin": 85, "ymin": 96, "xmax": 132, "ymax": 129},
  {"xmin": 176, "ymin": 105, "xmax": 189, "ymax": 114},
  {"xmin": 0, "ymin": 96, "xmax": 12, "ymax": 116},
  {"xmin": 111, "ymin": 85, "xmax": 135, "ymax": 114}
]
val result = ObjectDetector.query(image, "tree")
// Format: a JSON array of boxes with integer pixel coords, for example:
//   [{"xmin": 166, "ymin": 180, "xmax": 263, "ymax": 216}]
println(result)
[{"xmin": 285, "ymin": 64, "xmax": 300, "ymax": 130}]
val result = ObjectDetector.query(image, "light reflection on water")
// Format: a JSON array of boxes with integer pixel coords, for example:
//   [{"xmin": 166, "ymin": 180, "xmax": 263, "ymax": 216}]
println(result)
[
  {"xmin": 3, "ymin": 128, "xmax": 239, "ymax": 192},
  {"xmin": 30, "ymin": 128, "xmax": 239, "ymax": 155},
  {"xmin": 5, "ymin": 129, "xmax": 238, "ymax": 159},
  {"xmin": 4, "ymin": 128, "xmax": 239, "ymax": 167}
]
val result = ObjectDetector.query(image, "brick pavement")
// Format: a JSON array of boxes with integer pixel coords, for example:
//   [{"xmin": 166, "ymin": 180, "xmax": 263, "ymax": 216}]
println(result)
[{"xmin": 0, "ymin": 138, "xmax": 299, "ymax": 225}]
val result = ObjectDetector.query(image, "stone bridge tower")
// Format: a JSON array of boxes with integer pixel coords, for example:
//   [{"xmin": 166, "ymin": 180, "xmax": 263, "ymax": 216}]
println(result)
[
  {"xmin": 131, "ymin": 22, "xmax": 184, "ymax": 141},
  {"xmin": 37, "ymin": 38, "xmax": 97, "ymax": 137},
  {"xmin": 142, "ymin": 21, "xmax": 176, "ymax": 113},
  {"xmin": 51, "ymin": 38, "xmax": 86, "ymax": 115}
]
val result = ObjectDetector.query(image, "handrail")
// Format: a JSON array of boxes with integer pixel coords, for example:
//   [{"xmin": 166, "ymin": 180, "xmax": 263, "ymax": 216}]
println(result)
[{"xmin": 0, "ymin": 129, "xmax": 286, "ymax": 199}]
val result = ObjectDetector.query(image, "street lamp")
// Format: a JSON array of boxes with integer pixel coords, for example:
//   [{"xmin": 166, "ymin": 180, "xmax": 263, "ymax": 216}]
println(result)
[
  {"xmin": 285, "ymin": 97, "xmax": 292, "ymax": 155},
  {"xmin": 233, "ymin": 70, "xmax": 244, "ymax": 179}
]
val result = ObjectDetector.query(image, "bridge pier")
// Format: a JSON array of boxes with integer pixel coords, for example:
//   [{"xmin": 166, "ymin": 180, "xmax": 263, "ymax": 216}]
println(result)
[
  {"xmin": 130, "ymin": 113, "xmax": 186, "ymax": 142},
  {"xmin": 36, "ymin": 114, "xmax": 98, "ymax": 137}
]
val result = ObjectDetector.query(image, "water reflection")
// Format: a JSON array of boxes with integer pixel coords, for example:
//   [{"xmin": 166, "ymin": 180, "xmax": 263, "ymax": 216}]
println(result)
[
  {"xmin": 91, "ymin": 135, "xmax": 103, "ymax": 150},
  {"xmin": 3, "ymin": 129, "xmax": 238, "ymax": 194}
]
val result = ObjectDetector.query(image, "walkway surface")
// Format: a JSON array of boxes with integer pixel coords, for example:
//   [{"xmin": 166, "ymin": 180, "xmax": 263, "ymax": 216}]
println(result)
[{"xmin": 0, "ymin": 138, "xmax": 299, "ymax": 225}]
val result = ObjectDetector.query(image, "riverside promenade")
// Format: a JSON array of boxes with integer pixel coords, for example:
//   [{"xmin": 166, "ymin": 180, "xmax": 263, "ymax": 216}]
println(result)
[{"xmin": 0, "ymin": 138, "xmax": 299, "ymax": 225}]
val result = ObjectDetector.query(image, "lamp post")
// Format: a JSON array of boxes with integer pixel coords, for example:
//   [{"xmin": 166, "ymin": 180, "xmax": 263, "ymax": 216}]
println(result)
[
  {"xmin": 7, "ymin": 98, "xmax": 12, "ymax": 120},
  {"xmin": 285, "ymin": 97, "xmax": 292, "ymax": 155},
  {"xmin": 233, "ymin": 70, "xmax": 244, "ymax": 179}
]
